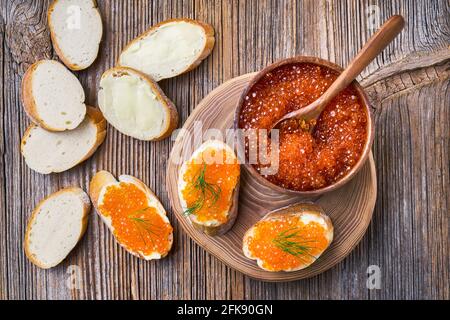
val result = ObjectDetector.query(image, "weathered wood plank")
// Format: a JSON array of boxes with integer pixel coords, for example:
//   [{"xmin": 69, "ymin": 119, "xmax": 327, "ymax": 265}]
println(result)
[
  {"xmin": 1, "ymin": 0, "xmax": 449, "ymax": 300},
  {"xmin": 0, "ymin": 3, "xmax": 7, "ymax": 301}
]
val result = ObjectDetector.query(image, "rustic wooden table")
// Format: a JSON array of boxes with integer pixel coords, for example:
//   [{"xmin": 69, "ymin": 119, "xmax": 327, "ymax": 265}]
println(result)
[{"xmin": 1, "ymin": 0, "xmax": 448, "ymax": 300}]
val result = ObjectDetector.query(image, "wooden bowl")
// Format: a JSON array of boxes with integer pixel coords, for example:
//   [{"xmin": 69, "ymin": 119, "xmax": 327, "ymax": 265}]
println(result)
[{"xmin": 234, "ymin": 56, "xmax": 375, "ymax": 196}]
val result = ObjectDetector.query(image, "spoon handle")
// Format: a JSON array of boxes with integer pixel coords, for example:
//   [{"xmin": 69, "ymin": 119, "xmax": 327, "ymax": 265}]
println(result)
[{"xmin": 315, "ymin": 15, "xmax": 405, "ymax": 112}]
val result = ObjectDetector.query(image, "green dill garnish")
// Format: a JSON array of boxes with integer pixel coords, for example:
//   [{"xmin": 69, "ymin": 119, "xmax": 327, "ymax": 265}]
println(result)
[
  {"xmin": 272, "ymin": 227, "xmax": 317, "ymax": 260},
  {"xmin": 183, "ymin": 163, "xmax": 222, "ymax": 216},
  {"xmin": 128, "ymin": 207, "xmax": 161, "ymax": 246}
]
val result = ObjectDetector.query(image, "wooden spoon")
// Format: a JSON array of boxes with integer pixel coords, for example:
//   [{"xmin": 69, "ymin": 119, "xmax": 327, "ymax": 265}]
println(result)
[{"xmin": 271, "ymin": 15, "xmax": 405, "ymax": 130}]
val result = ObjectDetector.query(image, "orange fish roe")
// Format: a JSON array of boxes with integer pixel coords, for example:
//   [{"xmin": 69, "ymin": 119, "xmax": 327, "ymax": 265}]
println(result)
[
  {"xmin": 182, "ymin": 148, "xmax": 240, "ymax": 223},
  {"xmin": 239, "ymin": 63, "xmax": 367, "ymax": 191},
  {"xmin": 99, "ymin": 182, "xmax": 172, "ymax": 256},
  {"xmin": 247, "ymin": 215, "xmax": 329, "ymax": 271}
]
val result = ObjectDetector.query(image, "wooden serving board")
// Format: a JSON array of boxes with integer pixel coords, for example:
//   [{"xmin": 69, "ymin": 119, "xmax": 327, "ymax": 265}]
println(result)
[{"xmin": 166, "ymin": 73, "xmax": 377, "ymax": 281}]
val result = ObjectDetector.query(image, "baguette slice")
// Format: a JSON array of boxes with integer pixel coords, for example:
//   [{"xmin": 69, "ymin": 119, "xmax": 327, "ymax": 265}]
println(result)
[
  {"xmin": 178, "ymin": 140, "xmax": 240, "ymax": 236},
  {"xmin": 21, "ymin": 106, "xmax": 106, "ymax": 174},
  {"xmin": 24, "ymin": 187, "xmax": 91, "ymax": 269},
  {"xmin": 89, "ymin": 171, "xmax": 173, "ymax": 260},
  {"xmin": 98, "ymin": 66, "xmax": 178, "ymax": 141},
  {"xmin": 48, "ymin": 0, "xmax": 103, "ymax": 70},
  {"xmin": 118, "ymin": 18, "xmax": 215, "ymax": 81},
  {"xmin": 22, "ymin": 60, "xmax": 86, "ymax": 131},
  {"xmin": 243, "ymin": 203, "xmax": 333, "ymax": 272}
]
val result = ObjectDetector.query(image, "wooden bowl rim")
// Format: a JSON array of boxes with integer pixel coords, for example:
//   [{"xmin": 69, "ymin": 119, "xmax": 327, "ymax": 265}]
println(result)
[{"xmin": 233, "ymin": 56, "xmax": 375, "ymax": 196}]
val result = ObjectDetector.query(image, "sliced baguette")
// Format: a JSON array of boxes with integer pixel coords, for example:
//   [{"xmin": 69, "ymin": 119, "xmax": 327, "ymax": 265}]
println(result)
[
  {"xmin": 243, "ymin": 203, "xmax": 333, "ymax": 272},
  {"xmin": 22, "ymin": 60, "xmax": 86, "ymax": 131},
  {"xmin": 48, "ymin": 0, "xmax": 103, "ymax": 70},
  {"xmin": 24, "ymin": 187, "xmax": 91, "ymax": 269},
  {"xmin": 21, "ymin": 106, "xmax": 106, "ymax": 174},
  {"xmin": 178, "ymin": 140, "xmax": 240, "ymax": 236},
  {"xmin": 98, "ymin": 66, "xmax": 178, "ymax": 141},
  {"xmin": 118, "ymin": 18, "xmax": 215, "ymax": 81},
  {"xmin": 89, "ymin": 171, "xmax": 173, "ymax": 260}
]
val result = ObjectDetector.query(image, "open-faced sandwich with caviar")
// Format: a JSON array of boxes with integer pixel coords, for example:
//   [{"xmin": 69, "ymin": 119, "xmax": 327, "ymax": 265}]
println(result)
[
  {"xmin": 90, "ymin": 171, "xmax": 173, "ymax": 260},
  {"xmin": 243, "ymin": 203, "xmax": 333, "ymax": 272},
  {"xmin": 178, "ymin": 140, "xmax": 240, "ymax": 236}
]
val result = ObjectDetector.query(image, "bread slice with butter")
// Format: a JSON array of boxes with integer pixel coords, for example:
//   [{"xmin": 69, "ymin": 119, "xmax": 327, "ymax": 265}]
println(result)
[
  {"xmin": 98, "ymin": 66, "xmax": 178, "ymax": 141},
  {"xmin": 21, "ymin": 106, "xmax": 106, "ymax": 174},
  {"xmin": 118, "ymin": 18, "xmax": 215, "ymax": 81},
  {"xmin": 48, "ymin": 0, "xmax": 103, "ymax": 70},
  {"xmin": 24, "ymin": 187, "xmax": 91, "ymax": 269},
  {"xmin": 22, "ymin": 60, "xmax": 87, "ymax": 131}
]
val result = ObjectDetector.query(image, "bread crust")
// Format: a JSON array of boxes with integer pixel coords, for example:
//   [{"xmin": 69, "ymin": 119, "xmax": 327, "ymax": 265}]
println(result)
[
  {"xmin": 21, "ymin": 60, "xmax": 47, "ymax": 130},
  {"xmin": 89, "ymin": 171, "xmax": 173, "ymax": 260},
  {"xmin": 78, "ymin": 106, "xmax": 107, "ymax": 164},
  {"xmin": 20, "ymin": 106, "xmax": 107, "ymax": 174},
  {"xmin": 242, "ymin": 203, "xmax": 334, "ymax": 272},
  {"xmin": 118, "ymin": 18, "xmax": 215, "ymax": 80},
  {"xmin": 24, "ymin": 187, "xmax": 91, "ymax": 269},
  {"xmin": 89, "ymin": 170, "xmax": 117, "ymax": 210},
  {"xmin": 99, "ymin": 66, "xmax": 178, "ymax": 141},
  {"xmin": 48, "ymin": 0, "xmax": 103, "ymax": 71},
  {"xmin": 178, "ymin": 140, "xmax": 240, "ymax": 236}
]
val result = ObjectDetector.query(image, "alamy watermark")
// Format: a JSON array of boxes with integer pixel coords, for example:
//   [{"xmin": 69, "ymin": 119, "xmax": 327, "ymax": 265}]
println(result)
[
  {"xmin": 66, "ymin": 265, "xmax": 83, "ymax": 290},
  {"xmin": 66, "ymin": 5, "xmax": 82, "ymax": 30},
  {"xmin": 366, "ymin": 265, "xmax": 381, "ymax": 290},
  {"xmin": 366, "ymin": 5, "xmax": 381, "ymax": 31},
  {"xmin": 170, "ymin": 121, "xmax": 280, "ymax": 175}
]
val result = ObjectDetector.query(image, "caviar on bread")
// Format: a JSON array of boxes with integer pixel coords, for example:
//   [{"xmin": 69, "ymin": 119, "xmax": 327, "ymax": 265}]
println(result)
[
  {"xmin": 90, "ymin": 171, "xmax": 173, "ymax": 260},
  {"xmin": 243, "ymin": 203, "xmax": 333, "ymax": 272},
  {"xmin": 178, "ymin": 140, "xmax": 240, "ymax": 236}
]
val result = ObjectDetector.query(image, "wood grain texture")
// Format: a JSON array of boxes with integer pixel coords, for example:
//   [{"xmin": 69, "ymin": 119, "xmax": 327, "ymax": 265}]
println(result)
[
  {"xmin": 166, "ymin": 73, "xmax": 377, "ymax": 281},
  {"xmin": 1, "ymin": 0, "xmax": 449, "ymax": 299}
]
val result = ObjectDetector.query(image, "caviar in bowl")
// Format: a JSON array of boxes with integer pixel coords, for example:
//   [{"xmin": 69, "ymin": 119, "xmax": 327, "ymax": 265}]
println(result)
[{"xmin": 235, "ymin": 56, "xmax": 374, "ymax": 196}]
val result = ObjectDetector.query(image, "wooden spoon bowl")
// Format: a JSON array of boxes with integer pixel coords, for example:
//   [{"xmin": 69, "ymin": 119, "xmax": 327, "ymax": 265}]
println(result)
[{"xmin": 234, "ymin": 56, "xmax": 375, "ymax": 196}]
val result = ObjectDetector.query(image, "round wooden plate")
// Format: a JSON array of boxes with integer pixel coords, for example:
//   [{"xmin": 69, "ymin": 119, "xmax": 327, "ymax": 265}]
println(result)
[{"xmin": 166, "ymin": 73, "xmax": 377, "ymax": 281}]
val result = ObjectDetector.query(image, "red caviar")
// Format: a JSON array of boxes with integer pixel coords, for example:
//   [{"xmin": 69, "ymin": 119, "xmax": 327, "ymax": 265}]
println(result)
[
  {"xmin": 182, "ymin": 148, "xmax": 240, "ymax": 223},
  {"xmin": 247, "ymin": 215, "xmax": 329, "ymax": 271},
  {"xmin": 99, "ymin": 182, "xmax": 172, "ymax": 256},
  {"xmin": 239, "ymin": 63, "xmax": 368, "ymax": 191}
]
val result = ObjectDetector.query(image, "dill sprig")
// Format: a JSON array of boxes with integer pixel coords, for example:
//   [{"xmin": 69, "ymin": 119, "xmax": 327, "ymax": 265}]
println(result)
[
  {"xmin": 183, "ymin": 163, "xmax": 222, "ymax": 216},
  {"xmin": 128, "ymin": 207, "xmax": 161, "ymax": 246},
  {"xmin": 272, "ymin": 227, "xmax": 318, "ymax": 260}
]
